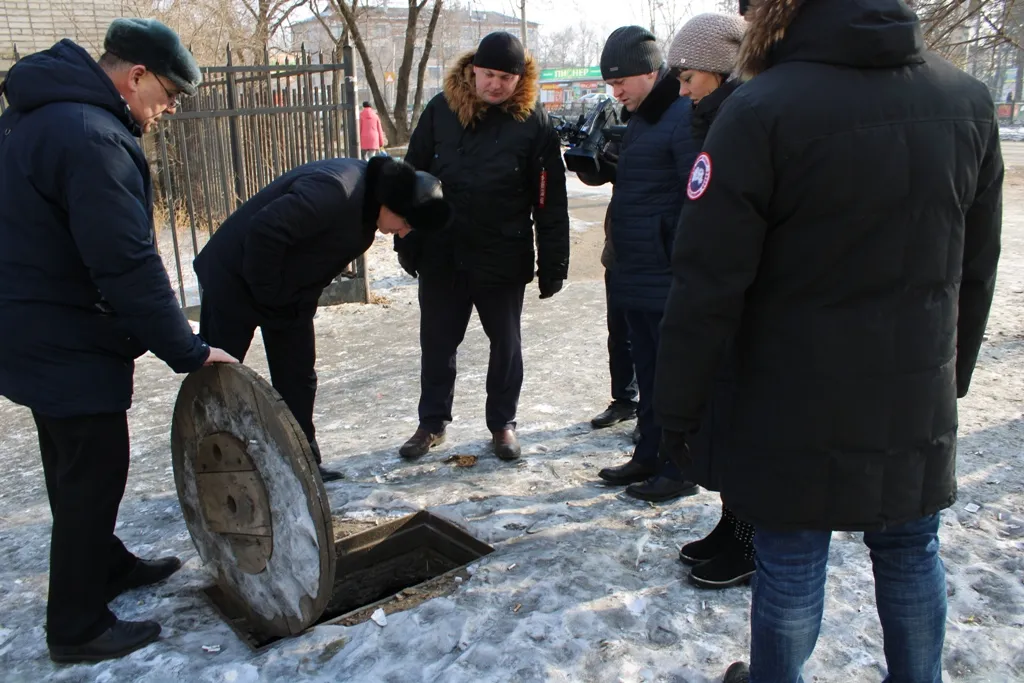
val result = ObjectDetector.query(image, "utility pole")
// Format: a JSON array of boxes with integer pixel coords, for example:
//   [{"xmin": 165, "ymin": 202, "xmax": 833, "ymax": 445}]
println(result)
[{"xmin": 520, "ymin": 0, "xmax": 528, "ymax": 50}]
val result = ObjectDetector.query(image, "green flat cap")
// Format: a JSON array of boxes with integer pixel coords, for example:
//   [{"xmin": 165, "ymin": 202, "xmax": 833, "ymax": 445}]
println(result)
[{"xmin": 104, "ymin": 18, "xmax": 201, "ymax": 96}]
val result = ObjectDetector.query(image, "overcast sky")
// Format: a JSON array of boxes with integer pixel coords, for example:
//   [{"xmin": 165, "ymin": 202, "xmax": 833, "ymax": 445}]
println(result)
[
  {"xmin": 466, "ymin": 0, "xmax": 725, "ymax": 34},
  {"xmin": 291, "ymin": 0, "xmax": 729, "ymax": 41}
]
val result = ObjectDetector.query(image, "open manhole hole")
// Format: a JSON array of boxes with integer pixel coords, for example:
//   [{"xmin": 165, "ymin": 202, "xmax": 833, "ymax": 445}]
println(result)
[
  {"xmin": 171, "ymin": 364, "xmax": 494, "ymax": 651},
  {"xmin": 204, "ymin": 511, "xmax": 492, "ymax": 649}
]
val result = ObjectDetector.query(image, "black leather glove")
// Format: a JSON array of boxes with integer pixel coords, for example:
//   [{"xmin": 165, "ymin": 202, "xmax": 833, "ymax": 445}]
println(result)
[
  {"xmin": 659, "ymin": 430, "xmax": 691, "ymax": 471},
  {"xmin": 539, "ymin": 278, "xmax": 564, "ymax": 299},
  {"xmin": 397, "ymin": 251, "xmax": 417, "ymax": 278}
]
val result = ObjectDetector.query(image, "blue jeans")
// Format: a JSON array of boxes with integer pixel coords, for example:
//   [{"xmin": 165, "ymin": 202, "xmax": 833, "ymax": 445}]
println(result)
[{"xmin": 750, "ymin": 514, "xmax": 946, "ymax": 683}]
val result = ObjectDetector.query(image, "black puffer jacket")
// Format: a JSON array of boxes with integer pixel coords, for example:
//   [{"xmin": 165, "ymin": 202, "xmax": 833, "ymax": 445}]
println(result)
[
  {"xmin": 395, "ymin": 52, "xmax": 569, "ymax": 286},
  {"xmin": 194, "ymin": 157, "xmax": 378, "ymax": 327},
  {"xmin": 0, "ymin": 40, "xmax": 209, "ymax": 418},
  {"xmin": 654, "ymin": 0, "xmax": 1002, "ymax": 531}
]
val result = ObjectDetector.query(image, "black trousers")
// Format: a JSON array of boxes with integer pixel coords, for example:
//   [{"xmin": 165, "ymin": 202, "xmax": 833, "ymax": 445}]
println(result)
[
  {"xmin": 605, "ymin": 271, "xmax": 638, "ymax": 405},
  {"xmin": 624, "ymin": 309, "xmax": 682, "ymax": 481},
  {"xmin": 417, "ymin": 272, "xmax": 526, "ymax": 433},
  {"xmin": 32, "ymin": 411, "xmax": 139, "ymax": 646},
  {"xmin": 199, "ymin": 301, "xmax": 321, "ymax": 462}
]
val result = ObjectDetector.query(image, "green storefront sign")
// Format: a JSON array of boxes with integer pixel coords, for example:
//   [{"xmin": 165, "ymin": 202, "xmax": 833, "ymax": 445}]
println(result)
[{"xmin": 540, "ymin": 66, "xmax": 604, "ymax": 82}]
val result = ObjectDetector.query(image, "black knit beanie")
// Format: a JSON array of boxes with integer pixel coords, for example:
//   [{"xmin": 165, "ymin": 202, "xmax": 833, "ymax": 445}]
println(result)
[
  {"xmin": 472, "ymin": 32, "xmax": 526, "ymax": 75},
  {"xmin": 600, "ymin": 26, "xmax": 663, "ymax": 80},
  {"xmin": 367, "ymin": 157, "xmax": 452, "ymax": 232}
]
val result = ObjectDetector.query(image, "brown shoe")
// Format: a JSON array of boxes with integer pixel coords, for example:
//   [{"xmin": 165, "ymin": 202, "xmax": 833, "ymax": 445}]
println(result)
[
  {"xmin": 492, "ymin": 429, "xmax": 521, "ymax": 461},
  {"xmin": 399, "ymin": 428, "xmax": 445, "ymax": 460}
]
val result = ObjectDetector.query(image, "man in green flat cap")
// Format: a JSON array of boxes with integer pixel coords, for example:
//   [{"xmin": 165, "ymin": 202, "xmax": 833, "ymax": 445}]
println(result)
[{"xmin": 0, "ymin": 19, "xmax": 236, "ymax": 663}]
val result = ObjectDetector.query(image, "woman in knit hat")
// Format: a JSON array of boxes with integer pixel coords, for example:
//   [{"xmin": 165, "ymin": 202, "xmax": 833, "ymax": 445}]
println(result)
[{"xmin": 661, "ymin": 12, "xmax": 752, "ymax": 591}]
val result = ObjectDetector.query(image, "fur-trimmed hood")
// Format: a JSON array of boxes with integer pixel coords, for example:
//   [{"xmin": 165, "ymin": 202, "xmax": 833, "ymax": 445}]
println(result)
[
  {"xmin": 737, "ymin": 0, "xmax": 924, "ymax": 79},
  {"xmin": 443, "ymin": 51, "xmax": 540, "ymax": 128}
]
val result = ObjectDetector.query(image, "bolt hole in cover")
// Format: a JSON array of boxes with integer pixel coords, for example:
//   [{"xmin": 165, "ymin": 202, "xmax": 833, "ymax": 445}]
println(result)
[{"xmin": 171, "ymin": 364, "xmax": 336, "ymax": 637}]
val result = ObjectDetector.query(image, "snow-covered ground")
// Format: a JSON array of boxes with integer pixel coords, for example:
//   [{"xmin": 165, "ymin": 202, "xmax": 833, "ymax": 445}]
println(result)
[
  {"xmin": 1001, "ymin": 126, "xmax": 1024, "ymax": 143},
  {"xmin": 1, "ymin": 166, "xmax": 1023, "ymax": 682}
]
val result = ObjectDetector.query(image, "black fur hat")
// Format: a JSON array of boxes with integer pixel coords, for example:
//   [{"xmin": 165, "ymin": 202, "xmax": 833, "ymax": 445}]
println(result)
[
  {"xmin": 366, "ymin": 156, "xmax": 452, "ymax": 232},
  {"xmin": 104, "ymin": 18, "xmax": 201, "ymax": 96}
]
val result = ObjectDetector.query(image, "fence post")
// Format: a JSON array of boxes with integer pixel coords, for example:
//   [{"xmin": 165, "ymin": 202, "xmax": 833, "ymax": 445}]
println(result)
[
  {"xmin": 224, "ymin": 45, "xmax": 247, "ymax": 208},
  {"xmin": 157, "ymin": 126, "xmax": 188, "ymax": 305},
  {"xmin": 342, "ymin": 41, "xmax": 359, "ymax": 158}
]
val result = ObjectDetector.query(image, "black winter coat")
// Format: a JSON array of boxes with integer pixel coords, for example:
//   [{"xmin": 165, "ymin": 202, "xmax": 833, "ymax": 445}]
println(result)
[
  {"xmin": 576, "ymin": 74, "xmax": 702, "ymax": 312},
  {"xmin": 677, "ymin": 79, "xmax": 741, "ymax": 494},
  {"xmin": 653, "ymin": 0, "xmax": 1003, "ymax": 532},
  {"xmin": 194, "ymin": 158, "xmax": 377, "ymax": 327},
  {"xmin": 395, "ymin": 52, "xmax": 569, "ymax": 286},
  {"xmin": 0, "ymin": 40, "xmax": 209, "ymax": 418}
]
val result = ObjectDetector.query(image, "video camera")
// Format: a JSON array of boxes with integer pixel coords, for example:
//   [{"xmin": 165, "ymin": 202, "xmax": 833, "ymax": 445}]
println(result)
[{"xmin": 557, "ymin": 98, "xmax": 626, "ymax": 177}]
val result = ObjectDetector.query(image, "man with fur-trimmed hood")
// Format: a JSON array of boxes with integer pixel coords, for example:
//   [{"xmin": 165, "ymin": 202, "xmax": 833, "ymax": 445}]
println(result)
[
  {"xmin": 394, "ymin": 31, "xmax": 570, "ymax": 462},
  {"xmin": 653, "ymin": 0, "xmax": 1002, "ymax": 680}
]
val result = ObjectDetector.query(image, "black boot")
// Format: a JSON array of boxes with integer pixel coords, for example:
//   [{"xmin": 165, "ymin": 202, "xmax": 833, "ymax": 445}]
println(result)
[
  {"xmin": 625, "ymin": 476, "xmax": 699, "ymax": 503},
  {"xmin": 723, "ymin": 662, "xmax": 750, "ymax": 683},
  {"xmin": 678, "ymin": 505, "xmax": 736, "ymax": 565},
  {"xmin": 308, "ymin": 438, "xmax": 344, "ymax": 481},
  {"xmin": 591, "ymin": 401, "xmax": 638, "ymax": 428},
  {"xmin": 49, "ymin": 619, "xmax": 161, "ymax": 664},
  {"xmin": 688, "ymin": 518, "xmax": 756, "ymax": 589},
  {"xmin": 598, "ymin": 458, "xmax": 657, "ymax": 485},
  {"xmin": 399, "ymin": 428, "xmax": 446, "ymax": 460},
  {"xmin": 106, "ymin": 557, "xmax": 182, "ymax": 602},
  {"xmin": 317, "ymin": 465, "xmax": 344, "ymax": 482},
  {"xmin": 492, "ymin": 429, "xmax": 521, "ymax": 461}
]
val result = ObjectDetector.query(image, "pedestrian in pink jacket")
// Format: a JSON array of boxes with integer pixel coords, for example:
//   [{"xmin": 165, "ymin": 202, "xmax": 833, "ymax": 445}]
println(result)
[{"xmin": 360, "ymin": 102, "xmax": 388, "ymax": 159}]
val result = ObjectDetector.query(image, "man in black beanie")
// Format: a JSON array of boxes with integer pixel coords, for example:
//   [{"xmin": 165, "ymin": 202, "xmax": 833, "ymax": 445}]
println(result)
[
  {"xmin": 394, "ymin": 31, "xmax": 570, "ymax": 462},
  {"xmin": 195, "ymin": 157, "xmax": 452, "ymax": 482},
  {"xmin": 572, "ymin": 25, "xmax": 702, "ymax": 503},
  {"xmin": 0, "ymin": 19, "xmax": 236, "ymax": 663}
]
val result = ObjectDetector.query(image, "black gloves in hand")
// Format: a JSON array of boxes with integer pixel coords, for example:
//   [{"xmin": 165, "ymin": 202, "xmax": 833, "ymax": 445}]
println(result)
[
  {"xmin": 659, "ymin": 430, "xmax": 691, "ymax": 471},
  {"xmin": 397, "ymin": 251, "xmax": 417, "ymax": 278},
  {"xmin": 539, "ymin": 278, "xmax": 564, "ymax": 299}
]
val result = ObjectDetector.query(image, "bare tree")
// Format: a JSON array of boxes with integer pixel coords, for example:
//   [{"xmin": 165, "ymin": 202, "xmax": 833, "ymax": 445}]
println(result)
[
  {"xmin": 244, "ymin": 0, "xmax": 309, "ymax": 60},
  {"xmin": 309, "ymin": 0, "xmax": 444, "ymax": 144},
  {"xmin": 533, "ymin": 22, "xmax": 602, "ymax": 68}
]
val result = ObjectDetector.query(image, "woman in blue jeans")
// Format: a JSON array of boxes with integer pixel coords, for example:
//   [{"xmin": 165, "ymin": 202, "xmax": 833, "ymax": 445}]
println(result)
[{"xmin": 653, "ymin": 0, "xmax": 1002, "ymax": 681}]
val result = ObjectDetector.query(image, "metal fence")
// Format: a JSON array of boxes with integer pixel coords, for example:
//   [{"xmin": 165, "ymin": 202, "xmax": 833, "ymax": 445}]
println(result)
[
  {"xmin": 1, "ymin": 44, "xmax": 370, "ymax": 314},
  {"xmin": 152, "ymin": 45, "xmax": 365, "ymax": 313}
]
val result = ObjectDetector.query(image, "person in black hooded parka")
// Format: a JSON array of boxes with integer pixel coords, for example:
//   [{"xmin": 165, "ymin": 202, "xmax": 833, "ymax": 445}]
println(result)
[
  {"xmin": 0, "ymin": 21, "xmax": 238, "ymax": 664},
  {"xmin": 663, "ymin": 11, "xmax": 752, "ymax": 591},
  {"xmin": 652, "ymin": 0, "xmax": 1003, "ymax": 681},
  {"xmin": 194, "ymin": 155, "xmax": 451, "ymax": 482}
]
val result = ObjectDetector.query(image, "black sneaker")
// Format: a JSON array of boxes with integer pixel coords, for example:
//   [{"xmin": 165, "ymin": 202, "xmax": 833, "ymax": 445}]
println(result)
[
  {"xmin": 591, "ymin": 401, "xmax": 638, "ymax": 428},
  {"xmin": 688, "ymin": 547, "xmax": 756, "ymax": 589},
  {"xmin": 49, "ymin": 619, "xmax": 161, "ymax": 664}
]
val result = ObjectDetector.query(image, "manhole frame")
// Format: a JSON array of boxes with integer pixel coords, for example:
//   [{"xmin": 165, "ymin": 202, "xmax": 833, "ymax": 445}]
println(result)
[{"xmin": 202, "ymin": 509, "xmax": 495, "ymax": 651}]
